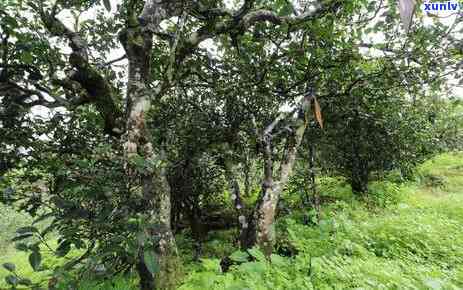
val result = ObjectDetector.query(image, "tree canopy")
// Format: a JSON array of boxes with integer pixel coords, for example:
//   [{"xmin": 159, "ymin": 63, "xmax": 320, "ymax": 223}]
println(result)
[{"xmin": 0, "ymin": 0, "xmax": 461, "ymax": 289}]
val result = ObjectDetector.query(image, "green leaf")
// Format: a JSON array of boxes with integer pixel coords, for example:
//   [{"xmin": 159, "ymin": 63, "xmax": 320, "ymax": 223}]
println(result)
[
  {"xmin": 248, "ymin": 247, "xmax": 266, "ymax": 262},
  {"xmin": 239, "ymin": 261, "xmax": 267, "ymax": 274},
  {"xmin": 16, "ymin": 226, "xmax": 39, "ymax": 234},
  {"xmin": 3, "ymin": 15, "xmax": 18, "ymax": 29},
  {"xmin": 73, "ymin": 239, "xmax": 85, "ymax": 249},
  {"xmin": 40, "ymin": 223, "xmax": 56, "ymax": 236},
  {"xmin": 280, "ymin": 2, "xmax": 293, "ymax": 16},
  {"xmin": 28, "ymin": 2, "xmax": 38, "ymax": 10},
  {"xmin": 2, "ymin": 262, "xmax": 15, "ymax": 272},
  {"xmin": 33, "ymin": 213, "xmax": 54, "ymax": 224},
  {"xmin": 5, "ymin": 275, "xmax": 18, "ymax": 286},
  {"xmin": 200, "ymin": 259, "xmax": 221, "ymax": 273},
  {"xmin": 143, "ymin": 250, "xmax": 159, "ymax": 275},
  {"xmin": 56, "ymin": 241, "xmax": 71, "ymax": 257},
  {"xmin": 20, "ymin": 52, "xmax": 34, "ymax": 64},
  {"xmin": 18, "ymin": 278, "xmax": 32, "ymax": 286},
  {"xmin": 12, "ymin": 233, "xmax": 34, "ymax": 241},
  {"xmin": 229, "ymin": 250, "xmax": 249, "ymax": 263},
  {"xmin": 15, "ymin": 243, "xmax": 28, "ymax": 251},
  {"xmin": 270, "ymin": 254, "xmax": 286, "ymax": 267},
  {"xmin": 29, "ymin": 251, "xmax": 41, "ymax": 271},
  {"xmin": 28, "ymin": 242, "xmax": 40, "ymax": 252},
  {"xmin": 102, "ymin": 0, "xmax": 111, "ymax": 11}
]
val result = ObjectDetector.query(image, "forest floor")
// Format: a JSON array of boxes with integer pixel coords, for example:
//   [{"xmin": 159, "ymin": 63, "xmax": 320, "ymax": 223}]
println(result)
[
  {"xmin": 177, "ymin": 152, "xmax": 463, "ymax": 289},
  {"xmin": 0, "ymin": 152, "xmax": 462, "ymax": 289}
]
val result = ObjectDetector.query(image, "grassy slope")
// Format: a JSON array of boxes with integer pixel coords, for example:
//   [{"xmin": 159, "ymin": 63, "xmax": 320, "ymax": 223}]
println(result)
[
  {"xmin": 180, "ymin": 152, "xmax": 463, "ymax": 290},
  {"xmin": 1, "ymin": 152, "xmax": 462, "ymax": 289}
]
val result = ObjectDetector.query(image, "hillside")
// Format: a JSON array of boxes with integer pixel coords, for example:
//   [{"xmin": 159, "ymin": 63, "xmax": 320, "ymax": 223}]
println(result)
[
  {"xmin": 177, "ymin": 152, "xmax": 463, "ymax": 289},
  {"xmin": 1, "ymin": 152, "xmax": 462, "ymax": 289}
]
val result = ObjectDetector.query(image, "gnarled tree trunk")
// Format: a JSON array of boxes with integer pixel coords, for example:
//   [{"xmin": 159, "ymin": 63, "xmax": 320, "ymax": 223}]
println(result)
[
  {"xmin": 121, "ymin": 2, "xmax": 182, "ymax": 289},
  {"xmin": 242, "ymin": 96, "xmax": 311, "ymax": 256}
]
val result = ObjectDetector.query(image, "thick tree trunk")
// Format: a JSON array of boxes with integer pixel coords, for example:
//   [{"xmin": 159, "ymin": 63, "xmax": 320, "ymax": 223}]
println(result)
[
  {"xmin": 124, "ymin": 79, "xmax": 180, "ymax": 289},
  {"xmin": 121, "ymin": 6, "xmax": 180, "ymax": 288},
  {"xmin": 149, "ymin": 168, "xmax": 181, "ymax": 290},
  {"xmin": 124, "ymin": 66, "xmax": 180, "ymax": 290},
  {"xmin": 243, "ymin": 182, "xmax": 282, "ymax": 256},
  {"xmin": 241, "ymin": 134, "xmax": 276, "ymax": 254}
]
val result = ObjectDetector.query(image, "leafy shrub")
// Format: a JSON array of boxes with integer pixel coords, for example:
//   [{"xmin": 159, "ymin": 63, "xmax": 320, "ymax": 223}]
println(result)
[
  {"xmin": 421, "ymin": 174, "xmax": 448, "ymax": 188},
  {"xmin": 55, "ymin": 275, "xmax": 137, "ymax": 290},
  {"xmin": 367, "ymin": 181, "xmax": 404, "ymax": 208},
  {"xmin": 384, "ymin": 169, "xmax": 407, "ymax": 184},
  {"xmin": 318, "ymin": 176, "xmax": 353, "ymax": 201},
  {"xmin": 179, "ymin": 248, "xmax": 314, "ymax": 290}
]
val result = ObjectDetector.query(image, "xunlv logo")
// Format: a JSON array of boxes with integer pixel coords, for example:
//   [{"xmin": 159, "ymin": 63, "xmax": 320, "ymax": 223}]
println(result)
[{"xmin": 422, "ymin": 1, "xmax": 463, "ymax": 11}]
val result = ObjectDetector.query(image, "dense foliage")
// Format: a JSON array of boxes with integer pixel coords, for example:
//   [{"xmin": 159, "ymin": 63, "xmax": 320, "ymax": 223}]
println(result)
[{"xmin": 0, "ymin": 0, "xmax": 462, "ymax": 289}]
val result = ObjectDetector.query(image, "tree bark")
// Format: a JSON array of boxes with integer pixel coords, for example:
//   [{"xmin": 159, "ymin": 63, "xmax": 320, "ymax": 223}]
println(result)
[
  {"xmin": 123, "ymin": 51, "xmax": 180, "ymax": 290},
  {"xmin": 121, "ymin": 3, "xmax": 181, "ymax": 289},
  {"xmin": 350, "ymin": 91, "xmax": 368, "ymax": 194},
  {"xmin": 351, "ymin": 154, "xmax": 369, "ymax": 194},
  {"xmin": 223, "ymin": 158, "xmax": 248, "ymax": 247},
  {"xmin": 242, "ymin": 96, "xmax": 311, "ymax": 256},
  {"xmin": 308, "ymin": 144, "xmax": 320, "ymax": 221}
]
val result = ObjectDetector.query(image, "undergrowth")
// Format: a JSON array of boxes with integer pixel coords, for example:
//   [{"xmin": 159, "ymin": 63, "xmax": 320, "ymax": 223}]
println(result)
[
  {"xmin": 1, "ymin": 152, "xmax": 462, "ymax": 289},
  {"xmin": 179, "ymin": 152, "xmax": 463, "ymax": 290}
]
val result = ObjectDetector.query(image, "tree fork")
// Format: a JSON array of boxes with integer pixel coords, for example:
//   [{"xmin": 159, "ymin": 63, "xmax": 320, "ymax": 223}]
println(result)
[{"xmin": 242, "ymin": 95, "xmax": 312, "ymax": 255}]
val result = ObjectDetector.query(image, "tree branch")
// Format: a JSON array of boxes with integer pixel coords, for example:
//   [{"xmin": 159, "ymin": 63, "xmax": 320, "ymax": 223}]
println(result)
[
  {"xmin": 176, "ymin": 0, "xmax": 341, "ymax": 65},
  {"xmin": 2, "ymin": 81, "xmax": 69, "ymax": 108},
  {"xmin": 102, "ymin": 54, "xmax": 127, "ymax": 67},
  {"xmin": 34, "ymin": 3, "xmax": 123, "ymax": 136}
]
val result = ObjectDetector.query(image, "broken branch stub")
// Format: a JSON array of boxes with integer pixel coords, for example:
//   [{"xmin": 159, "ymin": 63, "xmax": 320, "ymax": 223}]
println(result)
[{"xmin": 398, "ymin": 0, "xmax": 416, "ymax": 32}]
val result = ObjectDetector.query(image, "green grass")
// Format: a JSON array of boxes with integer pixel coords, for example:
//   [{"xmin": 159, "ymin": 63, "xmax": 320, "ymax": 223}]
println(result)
[
  {"xmin": 180, "ymin": 152, "xmax": 463, "ymax": 290},
  {"xmin": 1, "ymin": 152, "xmax": 463, "ymax": 289},
  {"xmin": 54, "ymin": 276, "xmax": 138, "ymax": 290},
  {"xmin": 0, "ymin": 239, "xmax": 88, "ymax": 288}
]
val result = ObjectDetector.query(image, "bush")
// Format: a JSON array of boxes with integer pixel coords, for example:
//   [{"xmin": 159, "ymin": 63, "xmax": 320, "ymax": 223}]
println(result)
[{"xmin": 367, "ymin": 181, "xmax": 404, "ymax": 208}]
